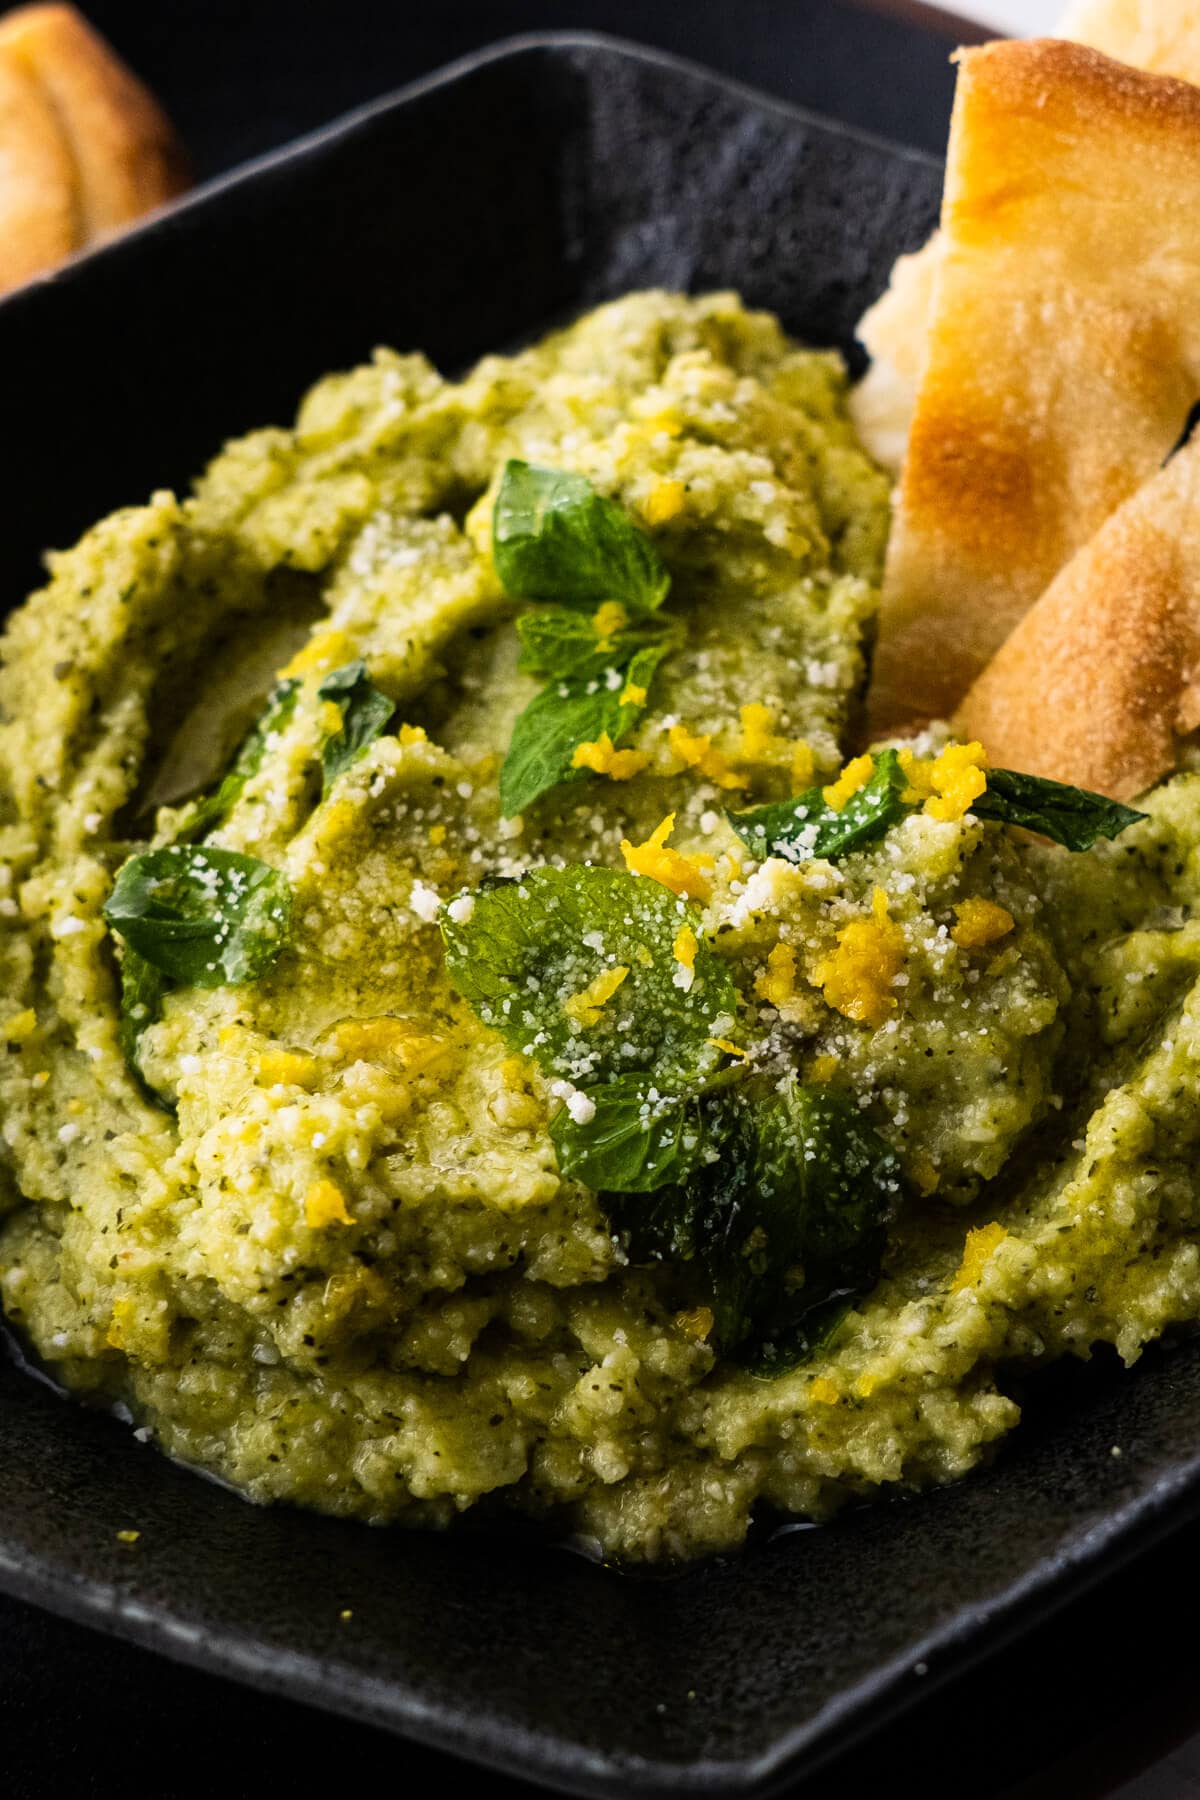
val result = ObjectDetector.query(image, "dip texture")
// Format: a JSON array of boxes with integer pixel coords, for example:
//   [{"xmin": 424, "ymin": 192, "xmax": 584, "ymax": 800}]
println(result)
[{"xmin": 2, "ymin": 291, "xmax": 1199, "ymax": 1561}]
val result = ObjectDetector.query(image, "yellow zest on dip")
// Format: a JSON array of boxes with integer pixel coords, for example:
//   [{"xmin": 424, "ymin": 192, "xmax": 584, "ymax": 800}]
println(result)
[
  {"xmin": 570, "ymin": 732, "xmax": 650, "ymax": 781},
  {"xmin": 621, "ymin": 813, "xmax": 715, "ymax": 900},
  {"xmin": 812, "ymin": 887, "xmax": 905, "ymax": 1028}
]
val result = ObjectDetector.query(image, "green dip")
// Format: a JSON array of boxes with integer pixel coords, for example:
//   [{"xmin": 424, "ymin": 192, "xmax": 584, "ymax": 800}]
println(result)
[{"xmin": 1, "ymin": 290, "xmax": 1197, "ymax": 1562}]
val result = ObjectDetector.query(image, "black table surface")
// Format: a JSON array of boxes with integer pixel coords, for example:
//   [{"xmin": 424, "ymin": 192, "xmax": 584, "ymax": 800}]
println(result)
[{"xmin": 2, "ymin": 5, "xmax": 1198, "ymax": 1797}]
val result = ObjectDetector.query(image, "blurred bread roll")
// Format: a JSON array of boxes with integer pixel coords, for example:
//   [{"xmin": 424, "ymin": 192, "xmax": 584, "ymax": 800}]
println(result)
[{"xmin": 0, "ymin": 3, "xmax": 189, "ymax": 296}]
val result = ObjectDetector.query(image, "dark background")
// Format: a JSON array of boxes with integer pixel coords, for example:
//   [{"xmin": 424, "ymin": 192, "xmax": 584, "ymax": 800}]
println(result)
[{"xmin": 2, "ymin": 4, "xmax": 1198, "ymax": 1797}]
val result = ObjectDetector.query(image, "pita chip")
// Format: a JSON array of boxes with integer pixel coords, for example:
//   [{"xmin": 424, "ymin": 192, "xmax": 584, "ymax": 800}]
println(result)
[
  {"xmin": 867, "ymin": 39, "xmax": 1200, "ymax": 734},
  {"xmin": 852, "ymin": 5, "xmax": 1200, "ymax": 478},
  {"xmin": 957, "ymin": 433, "xmax": 1200, "ymax": 802}
]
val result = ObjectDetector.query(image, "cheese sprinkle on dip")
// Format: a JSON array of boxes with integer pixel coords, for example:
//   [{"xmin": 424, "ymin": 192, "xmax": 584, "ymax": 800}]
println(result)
[{"xmin": 1, "ymin": 292, "xmax": 1198, "ymax": 1562}]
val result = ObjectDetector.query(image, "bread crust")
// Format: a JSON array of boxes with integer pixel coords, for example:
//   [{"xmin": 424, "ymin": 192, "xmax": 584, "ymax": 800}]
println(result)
[
  {"xmin": 0, "ymin": 39, "xmax": 76, "ymax": 290},
  {"xmin": 867, "ymin": 39, "xmax": 1200, "ymax": 733},
  {"xmin": 1060, "ymin": 0, "xmax": 1200, "ymax": 75},
  {"xmin": 957, "ymin": 434, "xmax": 1200, "ymax": 802},
  {"xmin": 0, "ymin": 3, "xmax": 188, "ymax": 295}
]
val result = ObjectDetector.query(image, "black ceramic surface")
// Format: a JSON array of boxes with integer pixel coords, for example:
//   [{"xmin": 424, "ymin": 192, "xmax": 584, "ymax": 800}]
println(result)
[{"xmin": 4, "ymin": 33, "xmax": 1198, "ymax": 1799}]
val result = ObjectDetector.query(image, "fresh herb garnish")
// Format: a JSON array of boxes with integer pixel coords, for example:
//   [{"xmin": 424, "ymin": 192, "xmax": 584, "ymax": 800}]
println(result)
[
  {"xmin": 731, "ymin": 748, "xmax": 912, "ymax": 864},
  {"xmin": 516, "ymin": 605, "xmax": 677, "ymax": 681},
  {"xmin": 730, "ymin": 751, "xmax": 1147, "ymax": 861},
  {"xmin": 441, "ymin": 863, "xmax": 899, "ymax": 1372},
  {"xmin": 499, "ymin": 637, "xmax": 674, "ymax": 818},
  {"xmin": 115, "ymin": 945, "xmax": 168, "ymax": 1086},
  {"xmin": 609, "ymin": 1077, "xmax": 902, "ymax": 1370},
  {"xmin": 493, "ymin": 460, "xmax": 670, "ymax": 615},
  {"xmin": 440, "ymin": 865, "xmax": 735, "ymax": 1087},
  {"xmin": 491, "ymin": 463, "xmax": 680, "ymax": 816},
  {"xmin": 173, "ymin": 678, "xmax": 299, "ymax": 845},
  {"xmin": 548, "ymin": 1073, "xmax": 711, "ymax": 1194},
  {"xmin": 318, "ymin": 660, "xmax": 395, "ymax": 794},
  {"xmin": 104, "ymin": 846, "xmax": 292, "ymax": 988},
  {"xmin": 971, "ymin": 768, "xmax": 1147, "ymax": 851}
]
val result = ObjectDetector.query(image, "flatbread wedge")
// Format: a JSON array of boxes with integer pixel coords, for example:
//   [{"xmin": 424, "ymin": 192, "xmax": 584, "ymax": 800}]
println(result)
[
  {"xmin": 867, "ymin": 38, "xmax": 1200, "ymax": 734},
  {"xmin": 0, "ymin": 3, "xmax": 188, "ymax": 296},
  {"xmin": 852, "ymin": 3, "xmax": 1200, "ymax": 475},
  {"xmin": 957, "ymin": 433, "xmax": 1200, "ymax": 802},
  {"xmin": 1060, "ymin": 0, "xmax": 1200, "ymax": 75}
]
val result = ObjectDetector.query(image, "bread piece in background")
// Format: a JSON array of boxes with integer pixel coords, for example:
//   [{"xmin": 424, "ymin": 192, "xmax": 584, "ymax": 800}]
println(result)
[
  {"xmin": 958, "ymin": 434, "xmax": 1200, "ymax": 803},
  {"xmin": 866, "ymin": 39, "xmax": 1200, "ymax": 734},
  {"xmin": 1060, "ymin": 0, "xmax": 1200, "ymax": 74},
  {"xmin": 0, "ymin": 3, "xmax": 188, "ymax": 296},
  {"xmin": 0, "ymin": 33, "xmax": 76, "ymax": 290},
  {"xmin": 851, "ymin": 0, "xmax": 1200, "ymax": 474}
]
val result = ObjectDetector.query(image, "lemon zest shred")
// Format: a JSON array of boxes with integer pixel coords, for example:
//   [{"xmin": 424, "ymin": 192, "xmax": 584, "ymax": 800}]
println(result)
[
  {"xmin": 278, "ymin": 629, "xmax": 354, "ymax": 680},
  {"xmin": 621, "ymin": 814, "xmax": 714, "ymax": 900},
  {"xmin": 564, "ymin": 965, "xmax": 630, "ymax": 1028},
  {"xmin": 822, "ymin": 753, "xmax": 875, "ymax": 812},
  {"xmin": 667, "ymin": 723, "xmax": 746, "ymax": 791},
  {"xmin": 571, "ymin": 732, "xmax": 650, "ymax": 781},
  {"xmin": 305, "ymin": 1179, "xmax": 354, "ymax": 1229},
  {"xmin": 812, "ymin": 886, "xmax": 904, "ymax": 1028},
  {"xmin": 901, "ymin": 741, "xmax": 990, "ymax": 822},
  {"xmin": 952, "ymin": 897, "xmax": 1015, "ymax": 950},
  {"xmin": 591, "ymin": 601, "xmax": 628, "ymax": 641},
  {"xmin": 673, "ymin": 925, "xmax": 697, "ymax": 972},
  {"xmin": 643, "ymin": 478, "xmax": 686, "ymax": 525},
  {"xmin": 951, "ymin": 1221, "xmax": 1008, "ymax": 1294}
]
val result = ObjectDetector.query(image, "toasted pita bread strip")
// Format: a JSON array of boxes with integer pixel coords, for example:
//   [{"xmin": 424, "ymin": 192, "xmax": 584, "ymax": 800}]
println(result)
[
  {"xmin": 867, "ymin": 39, "xmax": 1200, "ymax": 735},
  {"xmin": 0, "ymin": 40, "xmax": 76, "ymax": 292},
  {"xmin": 0, "ymin": 4, "xmax": 188, "ymax": 296},
  {"xmin": 1060, "ymin": 1, "xmax": 1200, "ymax": 74},
  {"xmin": 853, "ymin": 4, "xmax": 1200, "ymax": 476},
  {"xmin": 957, "ymin": 435, "xmax": 1200, "ymax": 802}
]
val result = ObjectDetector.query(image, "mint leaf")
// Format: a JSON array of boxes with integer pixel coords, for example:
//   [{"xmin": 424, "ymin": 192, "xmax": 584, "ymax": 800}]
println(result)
[
  {"xmin": 493, "ymin": 461, "xmax": 670, "ymax": 614},
  {"xmin": 318, "ymin": 660, "xmax": 395, "ymax": 794},
  {"xmin": 549, "ymin": 1074, "xmax": 710, "ymax": 1193},
  {"xmin": 516, "ymin": 606, "xmax": 679, "ymax": 681},
  {"xmin": 440, "ymin": 865, "xmax": 735, "ymax": 1086},
  {"xmin": 173, "ymin": 678, "xmax": 299, "ymax": 844},
  {"xmin": 971, "ymin": 768, "xmax": 1147, "ymax": 851},
  {"xmin": 499, "ymin": 637, "xmax": 670, "ymax": 818},
  {"xmin": 115, "ymin": 944, "xmax": 169, "ymax": 1093},
  {"xmin": 104, "ymin": 846, "xmax": 291, "ymax": 988},
  {"xmin": 730, "ymin": 749, "xmax": 1147, "ymax": 864},
  {"xmin": 729, "ymin": 748, "xmax": 912, "ymax": 863},
  {"xmin": 612, "ymin": 1078, "xmax": 902, "ymax": 1370}
]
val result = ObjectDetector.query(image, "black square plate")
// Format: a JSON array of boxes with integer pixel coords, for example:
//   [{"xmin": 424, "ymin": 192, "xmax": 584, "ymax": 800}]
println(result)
[{"xmin": 5, "ymin": 33, "xmax": 1200, "ymax": 1800}]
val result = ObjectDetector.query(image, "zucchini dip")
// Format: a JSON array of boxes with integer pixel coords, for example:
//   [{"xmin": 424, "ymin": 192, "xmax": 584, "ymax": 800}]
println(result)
[{"xmin": 1, "ymin": 290, "xmax": 1197, "ymax": 1563}]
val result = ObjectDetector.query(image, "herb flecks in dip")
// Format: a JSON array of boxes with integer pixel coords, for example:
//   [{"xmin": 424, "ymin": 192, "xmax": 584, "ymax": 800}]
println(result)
[{"xmin": 0, "ymin": 292, "xmax": 1193, "ymax": 1562}]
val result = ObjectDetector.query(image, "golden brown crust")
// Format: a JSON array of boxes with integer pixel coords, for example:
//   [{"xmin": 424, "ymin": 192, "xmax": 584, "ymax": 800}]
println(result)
[
  {"xmin": 0, "ymin": 40, "xmax": 77, "ymax": 291},
  {"xmin": 0, "ymin": 3, "xmax": 188, "ymax": 296},
  {"xmin": 866, "ymin": 38, "xmax": 1200, "ymax": 734},
  {"xmin": 854, "ymin": 5, "xmax": 1200, "ymax": 479},
  {"xmin": 1061, "ymin": 0, "xmax": 1200, "ymax": 75},
  {"xmin": 956, "ymin": 435, "xmax": 1200, "ymax": 802}
]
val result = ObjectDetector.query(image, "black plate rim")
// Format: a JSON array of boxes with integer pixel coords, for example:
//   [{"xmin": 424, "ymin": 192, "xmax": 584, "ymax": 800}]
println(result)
[
  {"xmin": 6, "ymin": 27, "xmax": 1188, "ymax": 1800},
  {"xmin": 0, "ymin": 28, "xmax": 943, "ymax": 322},
  {"xmin": 5, "ymin": 1432, "xmax": 1200, "ymax": 1800}
]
